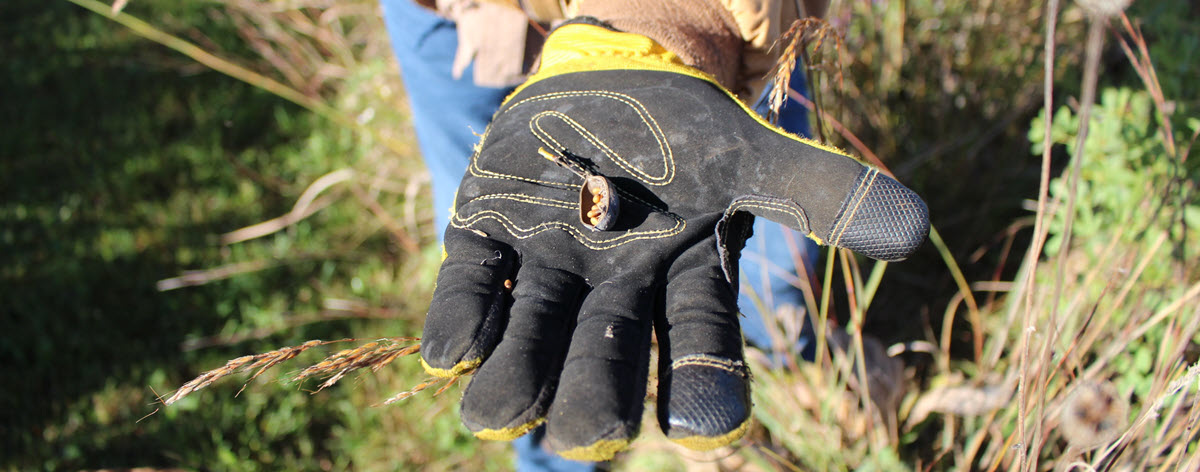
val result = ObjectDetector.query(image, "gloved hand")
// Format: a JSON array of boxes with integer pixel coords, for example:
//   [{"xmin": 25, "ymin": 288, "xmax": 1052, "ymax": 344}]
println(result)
[{"xmin": 420, "ymin": 21, "xmax": 929, "ymax": 461}]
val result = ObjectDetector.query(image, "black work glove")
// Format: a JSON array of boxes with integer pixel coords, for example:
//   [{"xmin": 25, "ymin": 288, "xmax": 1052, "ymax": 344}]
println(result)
[{"xmin": 419, "ymin": 22, "xmax": 929, "ymax": 461}]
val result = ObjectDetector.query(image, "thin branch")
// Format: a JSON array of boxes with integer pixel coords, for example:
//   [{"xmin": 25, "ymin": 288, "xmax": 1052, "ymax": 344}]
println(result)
[
  {"xmin": 221, "ymin": 168, "xmax": 355, "ymax": 245},
  {"xmin": 156, "ymin": 259, "xmax": 275, "ymax": 291},
  {"xmin": 1013, "ymin": 0, "xmax": 1060, "ymax": 467}
]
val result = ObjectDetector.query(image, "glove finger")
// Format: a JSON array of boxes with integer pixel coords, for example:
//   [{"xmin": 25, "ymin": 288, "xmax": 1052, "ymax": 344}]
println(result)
[
  {"xmin": 679, "ymin": 78, "xmax": 929, "ymax": 261},
  {"xmin": 544, "ymin": 276, "xmax": 655, "ymax": 462},
  {"xmin": 657, "ymin": 237, "xmax": 750, "ymax": 450},
  {"xmin": 819, "ymin": 167, "xmax": 929, "ymax": 261},
  {"xmin": 459, "ymin": 265, "xmax": 584, "ymax": 440},
  {"xmin": 733, "ymin": 141, "xmax": 929, "ymax": 262},
  {"xmin": 421, "ymin": 228, "xmax": 517, "ymax": 377}
]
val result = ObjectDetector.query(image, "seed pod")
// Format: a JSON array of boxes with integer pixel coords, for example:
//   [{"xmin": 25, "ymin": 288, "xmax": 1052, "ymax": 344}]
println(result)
[{"xmin": 580, "ymin": 174, "xmax": 619, "ymax": 231}]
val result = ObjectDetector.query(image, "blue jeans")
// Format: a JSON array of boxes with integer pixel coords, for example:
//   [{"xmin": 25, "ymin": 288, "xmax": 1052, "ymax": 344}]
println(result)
[{"xmin": 380, "ymin": 1, "xmax": 817, "ymax": 469}]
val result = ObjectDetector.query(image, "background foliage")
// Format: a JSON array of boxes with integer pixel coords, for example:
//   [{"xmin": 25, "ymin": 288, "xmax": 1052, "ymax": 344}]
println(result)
[{"xmin": 4, "ymin": 0, "xmax": 1199, "ymax": 470}]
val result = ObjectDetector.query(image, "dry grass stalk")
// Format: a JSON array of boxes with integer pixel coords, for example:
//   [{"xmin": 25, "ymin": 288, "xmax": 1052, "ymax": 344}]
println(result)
[
  {"xmin": 766, "ymin": 18, "xmax": 844, "ymax": 127},
  {"xmin": 1115, "ymin": 14, "xmax": 1176, "ymax": 160},
  {"xmin": 293, "ymin": 338, "xmax": 420, "ymax": 392},
  {"xmin": 218, "ymin": 0, "xmax": 386, "ymax": 98},
  {"xmin": 156, "ymin": 259, "xmax": 277, "ymax": 292},
  {"xmin": 164, "ymin": 339, "xmax": 337, "ymax": 405},
  {"xmin": 161, "ymin": 337, "xmax": 422, "ymax": 406},
  {"xmin": 219, "ymin": 168, "xmax": 355, "ymax": 245},
  {"xmin": 378, "ymin": 375, "xmax": 460, "ymax": 406},
  {"xmin": 906, "ymin": 376, "xmax": 1015, "ymax": 429},
  {"xmin": 746, "ymin": 340, "xmax": 900, "ymax": 467}
]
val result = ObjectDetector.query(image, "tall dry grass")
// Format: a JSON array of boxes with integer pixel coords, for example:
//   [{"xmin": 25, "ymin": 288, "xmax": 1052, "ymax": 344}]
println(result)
[
  {"xmin": 714, "ymin": 1, "xmax": 1200, "ymax": 471},
  {"xmin": 60, "ymin": 0, "xmax": 451, "ymax": 411},
  {"xmin": 73, "ymin": 0, "xmax": 1200, "ymax": 470},
  {"xmin": 155, "ymin": 336, "xmax": 457, "ymax": 410},
  {"xmin": 69, "ymin": 0, "xmax": 439, "ymax": 310}
]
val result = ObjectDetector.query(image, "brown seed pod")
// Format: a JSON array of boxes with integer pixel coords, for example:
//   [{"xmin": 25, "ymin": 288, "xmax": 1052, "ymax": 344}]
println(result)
[
  {"xmin": 1059, "ymin": 380, "xmax": 1129, "ymax": 450},
  {"xmin": 580, "ymin": 174, "xmax": 619, "ymax": 231}
]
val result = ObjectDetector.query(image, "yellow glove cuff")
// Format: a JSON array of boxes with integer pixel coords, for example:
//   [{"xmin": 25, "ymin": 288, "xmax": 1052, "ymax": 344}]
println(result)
[{"xmin": 511, "ymin": 23, "xmax": 719, "ymax": 98}]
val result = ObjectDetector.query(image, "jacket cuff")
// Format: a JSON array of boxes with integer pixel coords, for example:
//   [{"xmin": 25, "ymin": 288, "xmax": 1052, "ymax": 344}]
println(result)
[{"xmin": 574, "ymin": 0, "xmax": 744, "ymax": 93}]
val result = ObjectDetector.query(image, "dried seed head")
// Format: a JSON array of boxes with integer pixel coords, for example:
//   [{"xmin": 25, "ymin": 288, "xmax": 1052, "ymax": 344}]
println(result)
[{"xmin": 1059, "ymin": 380, "xmax": 1129, "ymax": 450}]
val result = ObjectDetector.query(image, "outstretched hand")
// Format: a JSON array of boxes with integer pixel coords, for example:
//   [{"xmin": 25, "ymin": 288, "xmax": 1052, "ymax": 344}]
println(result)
[{"xmin": 419, "ymin": 23, "xmax": 929, "ymax": 461}]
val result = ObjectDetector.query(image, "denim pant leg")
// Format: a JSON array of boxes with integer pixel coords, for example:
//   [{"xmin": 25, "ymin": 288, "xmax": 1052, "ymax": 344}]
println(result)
[
  {"xmin": 380, "ymin": 2, "xmax": 596, "ymax": 471},
  {"xmin": 379, "ymin": 0, "xmax": 510, "ymax": 241}
]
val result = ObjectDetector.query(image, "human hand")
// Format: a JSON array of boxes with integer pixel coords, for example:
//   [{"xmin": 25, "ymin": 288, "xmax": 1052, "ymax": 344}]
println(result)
[{"xmin": 419, "ymin": 22, "xmax": 929, "ymax": 461}]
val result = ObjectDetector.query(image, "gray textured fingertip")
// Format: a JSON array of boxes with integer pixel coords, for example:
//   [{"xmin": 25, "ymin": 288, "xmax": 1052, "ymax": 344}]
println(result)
[{"xmin": 829, "ymin": 169, "xmax": 930, "ymax": 262}]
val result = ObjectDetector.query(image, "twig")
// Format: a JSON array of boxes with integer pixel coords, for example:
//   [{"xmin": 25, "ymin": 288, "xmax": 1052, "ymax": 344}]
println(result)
[
  {"xmin": 1029, "ymin": 13, "xmax": 1108, "ymax": 472},
  {"xmin": 221, "ymin": 168, "xmax": 355, "ymax": 245},
  {"xmin": 156, "ymin": 259, "xmax": 275, "ymax": 291},
  {"xmin": 1014, "ymin": 0, "xmax": 1060, "ymax": 467}
]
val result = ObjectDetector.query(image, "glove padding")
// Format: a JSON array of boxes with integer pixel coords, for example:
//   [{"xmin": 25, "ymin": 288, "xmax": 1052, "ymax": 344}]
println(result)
[{"xmin": 420, "ymin": 23, "xmax": 929, "ymax": 461}]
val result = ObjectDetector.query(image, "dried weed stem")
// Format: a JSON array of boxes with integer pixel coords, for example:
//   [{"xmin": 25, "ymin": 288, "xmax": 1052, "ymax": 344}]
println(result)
[{"xmin": 159, "ymin": 337, "xmax": 435, "ymax": 409}]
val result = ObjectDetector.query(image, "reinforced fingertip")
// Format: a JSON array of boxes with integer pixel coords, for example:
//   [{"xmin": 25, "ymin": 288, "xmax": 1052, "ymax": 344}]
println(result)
[
  {"xmin": 556, "ymin": 438, "xmax": 631, "ymax": 462},
  {"xmin": 667, "ymin": 419, "xmax": 750, "ymax": 451},
  {"xmin": 828, "ymin": 169, "xmax": 929, "ymax": 261},
  {"xmin": 659, "ymin": 355, "xmax": 752, "ymax": 447},
  {"xmin": 423, "ymin": 230, "xmax": 516, "ymax": 382},
  {"xmin": 471, "ymin": 418, "xmax": 546, "ymax": 441},
  {"xmin": 420, "ymin": 357, "xmax": 480, "ymax": 378}
]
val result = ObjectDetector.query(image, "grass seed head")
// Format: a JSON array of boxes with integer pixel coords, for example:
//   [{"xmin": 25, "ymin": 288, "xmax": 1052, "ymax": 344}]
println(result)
[
  {"xmin": 161, "ymin": 337, "xmax": 423, "ymax": 406},
  {"xmin": 766, "ymin": 17, "xmax": 844, "ymax": 125},
  {"xmin": 1059, "ymin": 380, "xmax": 1129, "ymax": 450}
]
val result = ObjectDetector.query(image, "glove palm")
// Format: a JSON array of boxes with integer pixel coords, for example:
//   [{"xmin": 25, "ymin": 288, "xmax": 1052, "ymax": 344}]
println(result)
[{"xmin": 420, "ymin": 23, "xmax": 929, "ymax": 461}]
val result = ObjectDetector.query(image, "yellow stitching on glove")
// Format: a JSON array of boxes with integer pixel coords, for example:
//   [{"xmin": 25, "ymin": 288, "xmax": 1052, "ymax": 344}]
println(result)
[
  {"xmin": 556, "ymin": 438, "xmax": 631, "ymax": 462},
  {"xmin": 516, "ymin": 24, "xmax": 860, "ymax": 166},
  {"xmin": 473, "ymin": 417, "xmax": 547, "ymax": 441},
  {"xmin": 668, "ymin": 418, "xmax": 751, "ymax": 451},
  {"xmin": 420, "ymin": 357, "xmax": 481, "ymax": 378}
]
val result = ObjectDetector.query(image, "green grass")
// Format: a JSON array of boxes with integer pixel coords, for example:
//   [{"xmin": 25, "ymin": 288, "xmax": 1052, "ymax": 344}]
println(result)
[{"xmin": 2, "ymin": 1, "xmax": 505, "ymax": 470}]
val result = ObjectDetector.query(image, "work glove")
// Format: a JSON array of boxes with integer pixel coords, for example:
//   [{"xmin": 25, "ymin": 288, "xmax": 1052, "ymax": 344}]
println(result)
[{"xmin": 419, "ymin": 21, "xmax": 929, "ymax": 461}]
